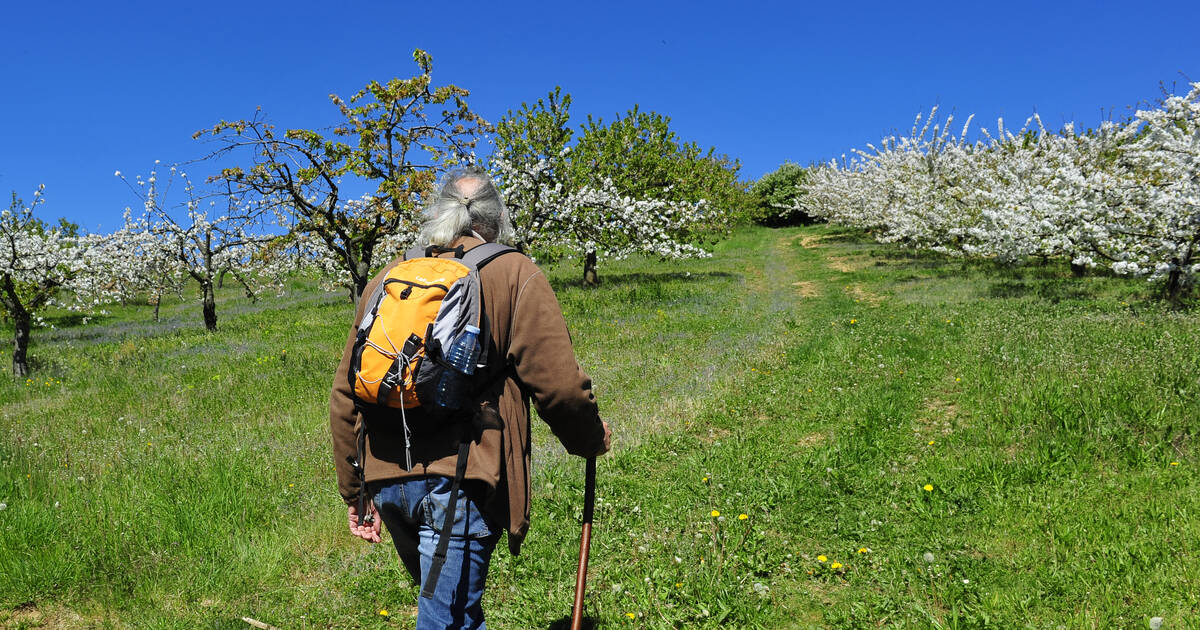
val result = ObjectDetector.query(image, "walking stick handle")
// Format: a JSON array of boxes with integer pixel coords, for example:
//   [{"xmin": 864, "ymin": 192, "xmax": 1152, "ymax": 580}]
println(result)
[{"xmin": 570, "ymin": 457, "xmax": 597, "ymax": 630}]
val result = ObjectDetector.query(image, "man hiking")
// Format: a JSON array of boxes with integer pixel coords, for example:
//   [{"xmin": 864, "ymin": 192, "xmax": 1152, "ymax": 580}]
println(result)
[{"xmin": 329, "ymin": 166, "xmax": 611, "ymax": 629}]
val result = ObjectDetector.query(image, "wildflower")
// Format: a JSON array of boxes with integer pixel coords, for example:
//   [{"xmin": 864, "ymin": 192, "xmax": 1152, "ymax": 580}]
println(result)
[
  {"xmin": 923, "ymin": 484, "xmax": 933, "ymax": 492},
  {"xmin": 711, "ymin": 510, "xmax": 720, "ymax": 517},
  {"xmin": 674, "ymin": 582, "xmax": 682, "ymax": 588},
  {"xmin": 1170, "ymin": 462, "xmax": 1180, "ymax": 466},
  {"xmin": 849, "ymin": 319, "xmax": 857, "ymax": 324},
  {"xmin": 857, "ymin": 547, "xmax": 870, "ymax": 554},
  {"xmin": 955, "ymin": 377, "xmax": 961, "ymax": 382},
  {"xmin": 928, "ymin": 440, "xmax": 935, "ymax": 446},
  {"xmin": 817, "ymin": 555, "xmax": 827, "ymax": 563},
  {"xmin": 288, "ymin": 484, "xmax": 294, "ymax": 488},
  {"xmin": 831, "ymin": 562, "xmax": 842, "ymax": 569},
  {"xmin": 738, "ymin": 513, "xmax": 748, "ymax": 520},
  {"xmin": 626, "ymin": 612, "xmax": 636, "ymax": 619},
  {"xmin": 923, "ymin": 552, "xmax": 935, "ymax": 563},
  {"xmin": 0, "ymin": 503, "xmax": 6, "ymax": 511},
  {"xmin": 378, "ymin": 609, "xmax": 388, "ymax": 616},
  {"xmin": 702, "ymin": 476, "xmax": 709, "ymax": 484}
]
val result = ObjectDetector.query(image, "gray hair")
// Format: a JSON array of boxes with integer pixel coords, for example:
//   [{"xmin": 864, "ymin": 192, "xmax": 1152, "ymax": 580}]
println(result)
[{"xmin": 418, "ymin": 166, "xmax": 514, "ymax": 247}]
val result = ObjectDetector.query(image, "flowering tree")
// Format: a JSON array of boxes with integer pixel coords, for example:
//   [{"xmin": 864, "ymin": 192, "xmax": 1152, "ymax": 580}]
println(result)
[
  {"xmin": 198, "ymin": 49, "xmax": 484, "ymax": 303},
  {"xmin": 0, "ymin": 188, "xmax": 109, "ymax": 376},
  {"xmin": 118, "ymin": 165, "xmax": 278, "ymax": 331},
  {"xmin": 1088, "ymin": 85, "xmax": 1200, "ymax": 300},
  {"xmin": 801, "ymin": 83, "xmax": 1200, "ymax": 302},
  {"xmin": 491, "ymin": 89, "xmax": 734, "ymax": 284}
]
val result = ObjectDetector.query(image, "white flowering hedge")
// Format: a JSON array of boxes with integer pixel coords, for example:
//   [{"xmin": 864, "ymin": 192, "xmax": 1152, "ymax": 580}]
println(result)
[{"xmin": 801, "ymin": 83, "xmax": 1200, "ymax": 300}]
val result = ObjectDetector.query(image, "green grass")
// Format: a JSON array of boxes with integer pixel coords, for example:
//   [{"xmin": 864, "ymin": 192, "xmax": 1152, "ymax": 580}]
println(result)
[{"xmin": 2, "ymin": 226, "xmax": 1198, "ymax": 628}]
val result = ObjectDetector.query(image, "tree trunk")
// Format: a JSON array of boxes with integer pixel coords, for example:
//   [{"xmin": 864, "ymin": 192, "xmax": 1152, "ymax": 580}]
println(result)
[
  {"xmin": 1165, "ymin": 265, "xmax": 1184, "ymax": 306},
  {"xmin": 217, "ymin": 267, "xmax": 227, "ymax": 289},
  {"xmin": 201, "ymin": 281, "xmax": 218, "ymax": 331},
  {"xmin": 352, "ymin": 260, "xmax": 371, "ymax": 307},
  {"xmin": 153, "ymin": 293, "xmax": 162, "ymax": 322},
  {"xmin": 583, "ymin": 251, "xmax": 598, "ymax": 287},
  {"xmin": 1070, "ymin": 262, "xmax": 1087, "ymax": 277},
  {"xmin": 11, "ymin": 313, "xmax": 31, "ymax": 377}
]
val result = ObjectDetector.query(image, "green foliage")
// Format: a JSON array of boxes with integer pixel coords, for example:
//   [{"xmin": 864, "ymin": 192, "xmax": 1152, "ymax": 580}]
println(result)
[
  {"xmin": 571, "ymin": 105, "xmax": 749, "ymax": 225},
  {"xmin": 492, "ymin": 89, "xmax": 749, "ymax": 281},
  {"xmin": 749, "ymin": 161, "xmax": 812, "ymax": 225}
]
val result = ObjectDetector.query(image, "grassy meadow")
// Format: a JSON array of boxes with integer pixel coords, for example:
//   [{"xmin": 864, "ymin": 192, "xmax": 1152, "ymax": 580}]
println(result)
[{"xmin": 2, "ymin": 225, "xmax": 1198, "ymax": 629}]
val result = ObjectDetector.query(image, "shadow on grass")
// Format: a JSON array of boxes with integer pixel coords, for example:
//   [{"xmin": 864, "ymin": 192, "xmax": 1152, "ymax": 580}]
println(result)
[
  {"xmin": 547, "ymin": 615, "xmax": 599, "ymax": 630},
  {"xmin": 552, "ymin": 270, "xmax": 737, "ymax": 290},
  {"xmin": 986, "ymin": 279, "xmax": 1100, "ymax": 302}
]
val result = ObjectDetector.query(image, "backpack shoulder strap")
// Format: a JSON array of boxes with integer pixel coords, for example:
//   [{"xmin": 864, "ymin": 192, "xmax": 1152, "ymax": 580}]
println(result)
[{"xmin": 463, "ymin": 242, "xmax": 519, "ymax": 270}]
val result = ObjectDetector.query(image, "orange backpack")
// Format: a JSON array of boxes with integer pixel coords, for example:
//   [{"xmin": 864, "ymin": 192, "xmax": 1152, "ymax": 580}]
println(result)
[{"xmin": 349, "ymin": 243, "xmax": 509, "ymax": 409}]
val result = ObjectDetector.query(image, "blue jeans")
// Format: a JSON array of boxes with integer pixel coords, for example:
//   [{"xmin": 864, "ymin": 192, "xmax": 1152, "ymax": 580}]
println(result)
[{"xmin": 372, "ymin": 476, "xmax": 500, "ymax": 630}]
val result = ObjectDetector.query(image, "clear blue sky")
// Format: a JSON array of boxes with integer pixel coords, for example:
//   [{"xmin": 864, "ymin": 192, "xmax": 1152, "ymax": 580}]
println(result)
[{"xmin": 3, "ymin": 0, "xmax": 1198, "ymax": 232}]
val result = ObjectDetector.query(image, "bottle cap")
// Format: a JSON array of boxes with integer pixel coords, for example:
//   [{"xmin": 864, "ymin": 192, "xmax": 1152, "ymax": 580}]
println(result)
[{"xmin": 464, "ymin": 325, "xmax": 481, "ymax": 334}]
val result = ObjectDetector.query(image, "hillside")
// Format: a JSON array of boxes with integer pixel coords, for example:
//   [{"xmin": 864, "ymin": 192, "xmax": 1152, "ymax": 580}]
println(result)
[{"xmin": 2, "ymin": 226, "xmax": 1198, "ymax": 629}]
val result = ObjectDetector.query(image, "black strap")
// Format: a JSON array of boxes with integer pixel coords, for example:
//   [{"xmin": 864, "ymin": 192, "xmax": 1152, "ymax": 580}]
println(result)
[
  {"xmin": 421, "ymin": 440, "xmax": 472, "ymax": 599},
  {"xmin": 425, "ymin": 244, "xmax": 466, "ymax": 259},
  {"xmin": 349, "ymin": 418, "xmax": 368, "ymax": 526}
]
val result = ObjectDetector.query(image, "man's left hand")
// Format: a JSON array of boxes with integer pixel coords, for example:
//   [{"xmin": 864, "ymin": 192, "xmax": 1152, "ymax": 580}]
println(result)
[{"xmin": 348, "ymin": 502, "xmax": 382, "ymax": 543}]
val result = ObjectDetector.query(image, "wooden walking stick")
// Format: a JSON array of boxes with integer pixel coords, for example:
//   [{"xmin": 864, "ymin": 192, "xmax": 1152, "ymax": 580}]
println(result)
[{"xmin": 570, "ymin": 456, "xmax": 597, "ymax": 630}]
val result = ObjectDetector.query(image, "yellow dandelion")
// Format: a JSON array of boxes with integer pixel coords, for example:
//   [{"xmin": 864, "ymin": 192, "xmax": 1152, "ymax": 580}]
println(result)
[
  {"xmin": 738, "ymin": 513, "xmax": 748, "ymax": 520},
  {"xmin": 1170, "ymin": 462, "xmax": 1180, "ymax": 466},
  {"xmin": 850, "ymin": 319, "xmax": 857, "ymax": 324},
  {"xmin": 702, "ymin": 476, "xmax": 709, "ymax": 483},
  {"xmin": 711, "ymin": 510, "xmax": 720, "ymax": 517},
  {"xmin": 857, "ymin": 547, "xmax": 869, "ymax": 554},
  {"xmin": 928, "ymin": 440, "xmax": 935, "ymax": 446},
  {"xmin": 288, "ymin": 483, "xmax": 294, "ymax": 488},
  {"xmin": 674, "ymin": 582, "xmax": 683, "ymax": 588},
  {"xmin": 831, "ymin": 562, "xmax": 843, "ymax": 569},
  {"xmin": 379, "ymin": 609, "xmax": 388, "ymax": 616},
  {"xmin": 817, "ymin": 555, "xmax": 827, "ymax": 563},
  {"xmin": 923, "ymin": 484, "xmax": 934, "ymax": 492},
  {"xmin": 626, "ymin": 612, "xmax": 636, "ymax": 619},
  {"xmin": 955, "ymin": 377, "xmax": 961, "ymax": 382}
]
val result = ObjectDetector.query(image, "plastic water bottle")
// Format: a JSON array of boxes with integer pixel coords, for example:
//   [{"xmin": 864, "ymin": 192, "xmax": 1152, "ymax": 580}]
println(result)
[{"xmin": 434, "ymin": 325, "xmax": 480, "ymax": 409}]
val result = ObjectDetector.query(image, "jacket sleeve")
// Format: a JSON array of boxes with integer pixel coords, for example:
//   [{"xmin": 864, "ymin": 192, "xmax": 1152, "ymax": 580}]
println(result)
[
  {"xmin": 330, "ymin": 299, "xmax": 366, "ymax": 505},
  {"xmin": 507, "ymin": 268, "xmax": 606, "ymax": 457}
]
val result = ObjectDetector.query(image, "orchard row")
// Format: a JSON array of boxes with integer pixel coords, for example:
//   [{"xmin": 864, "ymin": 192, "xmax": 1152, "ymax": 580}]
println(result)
[{"xmin": 800, "ymin": 83, "xmax": 1200, "ymax": 301}]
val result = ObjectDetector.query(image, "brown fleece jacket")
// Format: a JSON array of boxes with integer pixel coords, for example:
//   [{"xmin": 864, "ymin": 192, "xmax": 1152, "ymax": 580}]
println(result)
[{"xmin": 329, "ymin": 235, "xmax": 605, "ymax": 555}]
